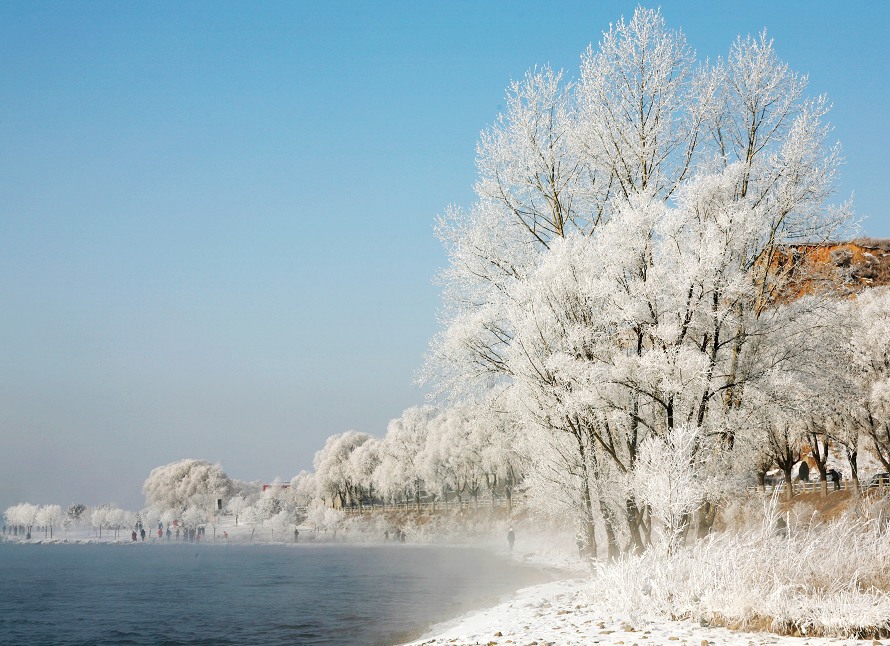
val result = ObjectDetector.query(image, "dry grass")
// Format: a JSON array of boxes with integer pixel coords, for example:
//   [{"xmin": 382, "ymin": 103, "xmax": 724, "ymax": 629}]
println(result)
[{"xmin": 592, "ymin": 491, "xmax": 890, "ymax": 639}]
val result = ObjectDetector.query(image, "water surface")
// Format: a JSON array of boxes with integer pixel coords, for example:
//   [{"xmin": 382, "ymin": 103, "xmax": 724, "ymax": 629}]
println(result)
[{"xmin": 0, "ymin": 542, "xmax": 552, "ymax": 645}]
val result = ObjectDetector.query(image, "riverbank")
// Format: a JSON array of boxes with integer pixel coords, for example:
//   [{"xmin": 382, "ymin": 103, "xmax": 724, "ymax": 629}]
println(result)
[
  {"xmin": 403, "ymin": 514, "xmax": 890, "ymax": 646},
  {"xmin": 404, "ymin": 577, "xmax": 881, "ymax": 646}
]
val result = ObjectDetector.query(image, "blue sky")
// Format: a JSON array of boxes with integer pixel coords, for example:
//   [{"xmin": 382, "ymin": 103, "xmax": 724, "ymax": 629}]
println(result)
[{"xmin": 1, "ymin": 1, "xmax": 887, "ymax": 511}]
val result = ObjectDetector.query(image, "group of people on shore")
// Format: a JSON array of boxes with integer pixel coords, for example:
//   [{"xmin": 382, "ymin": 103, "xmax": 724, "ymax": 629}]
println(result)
[
  {"xmin": 130, "ymin": 520, "xmax": 209, "ymax": 543},
  {"xmin": 383, "ymin": 528, "xmax": 407, "ymax": 543},
  {"xmin": 797, "ymin": 462, "xmax": 844, "ymax": 490}
]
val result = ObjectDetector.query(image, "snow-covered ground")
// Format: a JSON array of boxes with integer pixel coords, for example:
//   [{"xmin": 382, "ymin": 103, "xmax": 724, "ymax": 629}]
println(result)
[
  {"xmin": 403, "ymin": 576, "xmax": 878, "ymax": 646},
  {"xmin": 399, "ymin": 518, "xmax": 890, "ymax": 646}
]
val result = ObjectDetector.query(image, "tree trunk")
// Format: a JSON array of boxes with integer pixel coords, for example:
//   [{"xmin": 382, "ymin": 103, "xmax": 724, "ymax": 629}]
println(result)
[
  {"xmin": 624, "ymin": 497, "xmax": 647, "ymax": 554},
  {"xmin": 847, "ymin": 448, "xmax": 860, "ymax": 494},
  {"xmin": 784, "ymin": 469, "xmax": 794, "ymax": 501},
  {"xmin": 806, "ymin": 429, "xmax": 830, "ymax": 497}
]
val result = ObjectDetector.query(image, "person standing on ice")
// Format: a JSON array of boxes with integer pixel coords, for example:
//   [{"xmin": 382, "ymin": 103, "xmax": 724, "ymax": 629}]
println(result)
[{"xmin": 507, "ymin": 528, "xmax": 515, "ymax": 552}]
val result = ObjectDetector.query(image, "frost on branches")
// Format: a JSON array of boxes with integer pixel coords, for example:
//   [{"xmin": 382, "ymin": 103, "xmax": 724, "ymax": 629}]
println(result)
[
  {"xmin": 423, "ymin": 7, "xmax": 855, "ymax": 556},
  {"xmin": 847, "ymin": 287, "xmax": 890, "ymax": 472}
]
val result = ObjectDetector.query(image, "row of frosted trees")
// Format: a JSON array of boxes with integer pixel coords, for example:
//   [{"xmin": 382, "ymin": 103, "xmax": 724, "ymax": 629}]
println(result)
[
  {"xmin": 304, "ymin": 395, "xmax": 526, "ymax": 513},
  {"xmin": 748, "ymin": 285, "xmax": 890, "ymax": 498},
  {"xmin": 3, "ymin": 502, "xmax": 135, "ymax": 540}
]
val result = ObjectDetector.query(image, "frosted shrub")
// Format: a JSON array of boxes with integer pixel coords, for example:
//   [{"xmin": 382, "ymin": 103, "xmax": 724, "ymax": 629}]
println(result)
[
  {"xmin": 632, "ymin": 425, "xmax": 707, "ymax": 553},
  {"xmin": 591, "ymin": 506, "xmax": 890, "ymax": 638}
]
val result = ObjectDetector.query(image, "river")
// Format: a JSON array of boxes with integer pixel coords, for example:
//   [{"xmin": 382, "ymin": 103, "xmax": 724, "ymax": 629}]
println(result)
[{"xmin": 0, "ymin": 541, "xmax": 553, "ymax": 645}]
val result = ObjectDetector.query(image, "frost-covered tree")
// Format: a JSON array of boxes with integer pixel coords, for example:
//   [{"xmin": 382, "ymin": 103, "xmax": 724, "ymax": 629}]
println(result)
[
  {"xmin": 268, "ymin": 509, "xmax": 292, "ymax": 541},
  {"xmin": 307, "ymin": 502, "xmax": 344, "ymax": 537},
  {"xmin": 313, "ymin": 431, "xmax": 372, "ymax": 508},
  {"xmin": 241, "ymin": 501, "xmax": 266, "ymax": 542},
  {"xmin": 475, "ymin": 393, "xmax": 527, "ymax": 510},
  {"xmin": 20, "ymin": 503, "xmax": 38, "ymax": 538},
  {"xmin": 142, "ymin": 459, "xmax": 233, "ymax": 514},
  {"xmin": 256, "ymin": 487, "xmax": 284, "ymax": 524},
  {"xmin": 104, "ymin": 507, "xmax": 130, "ymax": 540},
  {"xmin": 65, "ymin": 503, "xmax": 86, "ymax": 532},
  {"xmin": 226, "ymin": 494, "xmax": 248, "ymax": 526},
  {"xmin": 180, "ymin": 505, "xmax": 204, "ymax": 534},
  {"xmin": 848, "ymin": 288, "xmax": 890, "ymax": 471},
  {"xmin": 722, "ymin": 296, "xmax": 849, "ymax": 501},
  {"xmin": 90, "ymin": 504, "xmax": 114, "ymax": 539},
  {"xmin": 415, "ymin": 410, "xmax": 453, "ymax": 509},
  {"xmin": 35, "ymin": 504, "xmax": 62, "ymax": 539},
  {"xmin": 4, "ymin": 505, "xmax": 19, "ymax": 534},
  {"xmin": 765, "ymin": 300, "xmax": 854, "ymax": 496},
  {"xmin": 349, "ymin": 438, "xmax": 381, "ymax": 510},
  {"xmin": 290, "ymin": 471, "xmax": 317, "ymax": 508},
  {"xmin": 374, "ymin": 407, "xmax": 435, "ymax": 509},
  {"xmin": 425, "ymin": 7, "xmax": 850, "ymax": 555},
  {"xmin": 230, "ymin": 478, "xmax": 263, "ymax": 504},
  {"xmin": 4, "ymin": 503, "xmax": 39, "ymax": 537},
  {"xmin": 633, "ymin": 426, "xmax": 706, "ymax": 553},
  {"xmin": 437, "ymin": 406, "xmax": 488, "ymax": 506}
]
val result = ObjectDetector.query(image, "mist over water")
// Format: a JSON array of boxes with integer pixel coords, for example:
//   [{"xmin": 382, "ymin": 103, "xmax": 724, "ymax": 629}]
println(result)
[{"xmin": 0, "ymin": 542, "xmax": 553, "ymax": 645}]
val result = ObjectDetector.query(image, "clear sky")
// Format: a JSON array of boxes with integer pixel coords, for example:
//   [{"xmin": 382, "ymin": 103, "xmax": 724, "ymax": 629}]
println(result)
[{"xmin": 1, "ymin": 1, "xmax": 888, "ymax": 512}]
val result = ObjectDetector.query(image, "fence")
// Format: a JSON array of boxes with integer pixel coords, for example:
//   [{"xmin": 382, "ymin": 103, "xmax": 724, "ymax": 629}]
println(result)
[{"xmin": 745, "ymin": 479, "xmax": 884, "ymax": 495}]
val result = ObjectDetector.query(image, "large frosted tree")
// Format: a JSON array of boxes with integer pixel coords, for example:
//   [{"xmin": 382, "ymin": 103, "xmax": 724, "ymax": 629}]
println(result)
[
  {"xmin": 425, "ymin": 8, "xmax": 850, "ymax": 555},
  {"xmin": 142, "ymin": 459, "xmax": 233, "ymax": 514},
  {"xmin": 313, "ymin": 431, "xmax": 372, "ymax": 508}
]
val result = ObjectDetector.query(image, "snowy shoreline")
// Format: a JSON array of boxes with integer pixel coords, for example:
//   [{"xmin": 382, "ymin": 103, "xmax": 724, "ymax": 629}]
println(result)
[
  {"xmin": 398, "ymin": 539, "xmax": 888, "ymax": 646},
  {"xmin": 402, "ymin": 576, "xmax": 881, "ymax": 646}
]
